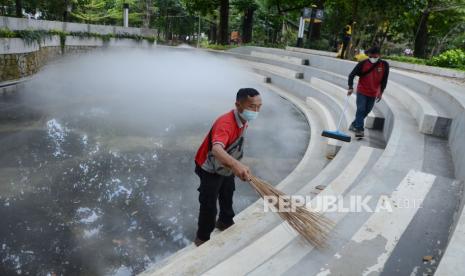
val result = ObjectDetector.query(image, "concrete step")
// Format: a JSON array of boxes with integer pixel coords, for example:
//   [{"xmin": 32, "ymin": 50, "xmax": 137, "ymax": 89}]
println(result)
[
  {"xmin": 286, "ymin": 170, "xmax": 437, "ymax": 276},
  {"xmin": 241, "ymin": 86, "xmax": 429, "ymax": 275},
  {"xmin": 285, "ymin": 46, "xmax": 338, "ymax": 58},
  {"xmin": 251, "ymin": 50, "xmax": 309, "ymax": 66},
  {"xmin": 145, "ymin": 86, "xmax": 422, "ymax": 275},
  {"xmin": 143, "ymin": 47, "xmax": 463, "ymax": 276},
  {"xmin": 305, "ymin": 97, "xmax": 343, "ymax": 158},
  {"xmin": 435, "ymin": 182, "xmax": 465, "ymax": 276},
  {"xmin": 309, "ymin": 77, "xmax": 385, "ymax": 131},
  {"xmin": 244, "ymin": 62, "xmax": 350, "ymax": 129},
  {"xmin": 388, "ymin": 81, "xmax": 451, "ymax": 138},
  {"xmin": 241, "ymin": 60, "xmax": 387, "ymax": 150},
  {"xmin": 226, "ymin": 53, "xmax": 305, "ymax": 79},
  {"xmin": 253, "ymin": 71, "xmax": 385, "ymax": 151},
  {"xmin": 201, "ymin": 146, "xmax": 382, "ymax": 276},
  {"xmin": 223, "ymin": 50, "xmax": 388, "ymax": 132}
]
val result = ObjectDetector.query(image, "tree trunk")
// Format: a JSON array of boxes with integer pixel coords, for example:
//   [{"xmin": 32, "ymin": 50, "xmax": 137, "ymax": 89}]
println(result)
[
  {"xmin": 414, "ymin": 12, "xmax": 430, "ymax": 58},
  {"xmin": 311, "ymin": 0, "xmax": 324, "ymax": 39},
  {"xmin": 242, "ymin": 7, "xmax": 254, "ymax": 43},
  {"xmin": 218, "ymin": 0, "xmax": 229, "ymax": 45},
  {"xmin": 414, "ymin": 0, "xmax": 434, "ymax": 58},
  {"xmin": 345, "ymin": 0, "xmax": 358, "ymax": 59},
  {"xmin": 379, "ymin": 24, "xmax": 390, "ymax": 49},
  {"xmin": 143, "ymin": 0, "xmax": 152, "ymax": 28},
  {"xmin": 63, "ymin": 0, "xmax": 68, "ymax": 22},
  {"xmin": 210, "ymin": 21, "xmax": 218, "ymax": 43},
  {"xmin": 15, "ymin": 0, "xmax": 22, "ymax": 18},
  {"xmin": 414, "ymin": 1, "xmax": 433, "ymax": 58}
]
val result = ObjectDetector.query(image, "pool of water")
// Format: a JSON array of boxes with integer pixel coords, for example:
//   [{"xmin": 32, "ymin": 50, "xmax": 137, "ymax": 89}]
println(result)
[{"xmin": 0, "ymin": 49, "xmax": 309, "ymax": 276}]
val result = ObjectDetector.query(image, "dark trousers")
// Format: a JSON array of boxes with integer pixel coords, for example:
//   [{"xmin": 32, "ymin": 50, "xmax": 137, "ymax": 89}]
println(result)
[
  {"xmin": 352, "ymin": 92, "xmax": 376, "ymax": 131},
  {"xmin": 195, "ymin": 165, "xmax": 235, "ymax": 241},
  {"xmin": 340, "ymin": 36, "xmax": 351, "ymax": 59}
]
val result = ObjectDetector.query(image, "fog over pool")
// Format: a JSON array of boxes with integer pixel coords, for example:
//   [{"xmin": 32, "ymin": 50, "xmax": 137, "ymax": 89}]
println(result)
[{"xmin": 0, "ymin": 48, "xmax": 309, "ymax": 275}]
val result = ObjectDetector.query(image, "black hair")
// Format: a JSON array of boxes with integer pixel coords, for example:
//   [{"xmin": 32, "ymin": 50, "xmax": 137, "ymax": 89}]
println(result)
[
  {"xmin": 236, "ymin": 88, "xmax": 260, "ymax": 102},
  {"xmin": 366, "ymin": 46, "xmax": 381, "ymax": 55}
]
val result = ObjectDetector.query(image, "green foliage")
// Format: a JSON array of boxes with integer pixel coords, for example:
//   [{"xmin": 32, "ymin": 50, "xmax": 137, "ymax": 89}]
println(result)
[
  {"xmin": 145, "ymin": 35, "xmax": 156, "ymax": 44},
  {"xmin": 0, "ymin": 28, "xmax": 157, "ymax": 45},
  {"xmin": 1, "ymin": 0, "xmax": 464, "ymax": 56},
  {"xmin": 4, "ymin": 29, "xmax": 53, "ymax": 45},
  {"xmin": 201, "ymin": 42, "xmax": 238, "ymax": 51},
  {"xmin": 0, "ymin": 28, "xmax": 16, "ymax": 38},
  {"xmin": 428, "ymin": 49, "xmax": 465, "ymax": 70},
  {"xmin": 386, "ymin": 50, "xmax": 465, "ymax": 71}
]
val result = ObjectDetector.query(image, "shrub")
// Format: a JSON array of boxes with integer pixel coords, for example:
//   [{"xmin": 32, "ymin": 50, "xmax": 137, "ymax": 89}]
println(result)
[
  {"xmin": 427, "ymin": 49, "xmax": 465, "ymax": 70},
  {"xmin": 0, "ymin": 28, "xmax": 16, "ymax": 38}
]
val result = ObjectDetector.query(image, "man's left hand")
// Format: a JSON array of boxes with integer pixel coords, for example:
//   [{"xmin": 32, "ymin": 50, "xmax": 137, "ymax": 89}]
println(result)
[{"xmin": 376, "ymin": 93, "xmax": 383, "ymax": 102}]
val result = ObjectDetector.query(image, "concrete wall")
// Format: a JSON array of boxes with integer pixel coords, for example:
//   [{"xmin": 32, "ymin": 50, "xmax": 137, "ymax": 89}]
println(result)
[
  {"xmin": 0, "ymin": 37, "xmax": 62, "ymax": 81},
  {"xmin": 0, "ymin": 35, "xmax": 158, "ymax": 83},
  {"xmin": 0, "ymin": 16, "xmax": 156, "ymax": 37}
]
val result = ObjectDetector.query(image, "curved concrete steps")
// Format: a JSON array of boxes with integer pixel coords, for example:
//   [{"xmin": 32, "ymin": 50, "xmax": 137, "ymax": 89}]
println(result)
[
  {"xmin": 387, "ymin": 81, "xmax": 451, "ymax": 138},
  {"xmin": 199, "ymin": 86, "xmax": 431, "ymax": 275},
  {"xmin": 201, "ymin": 145, "xmax": 382, "ymax": 276},
  {"xmin": 236, "ymin": 59, "xmax": 387, "ymax": 150},
  {"xmin": 435, "ymin": 191, "xmax": 465, "ymax": 276},
  {"xmin": 305, "ymin": 97, "xmax": 342, "ymax": 157},
  {"xmin": 140, "ymin": 47, "xmax": 465, "ymax": 276},
  {"xmin": 251, "ymin": 50, "xmax": 309, "ymax": 66},
  {"xmin": 308, "ymin": 77, "xmax": 384, "ymax": 130},
  {"xmin": 241, "ymin": 61, "xmax": 350, "ymax": 130},
  {"xmin": 229, "ymin": 49, "xmax": 452, "ymax": 141},
  {"xmin": 225, "ymin": 50, "xmax": 388, "ymax": 130},
  {"xmin": 239, "ymin": 94, "xmax": 460, "ymax": 275}
]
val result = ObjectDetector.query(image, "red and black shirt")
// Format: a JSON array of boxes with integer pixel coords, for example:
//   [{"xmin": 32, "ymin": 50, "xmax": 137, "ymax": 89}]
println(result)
[
  {"xmin": 195, "ymin": 109, "xmax": 247, "ymax": 168},
  {"xmin": 348, "ymin": 59, "xmax": 390, "ymax": 98}
]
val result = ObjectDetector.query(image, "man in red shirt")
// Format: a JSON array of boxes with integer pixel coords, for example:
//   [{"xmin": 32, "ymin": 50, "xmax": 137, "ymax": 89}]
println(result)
[
  {"xmin": 194, "ymin": 88, "xmax": 262, "ymax": 246},
  {"xmin": 347, "ymin": 46, "xmax": 390, "ymax": 137}
]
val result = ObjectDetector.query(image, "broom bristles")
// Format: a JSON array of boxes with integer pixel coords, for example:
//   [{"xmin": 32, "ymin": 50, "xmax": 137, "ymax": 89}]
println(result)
[{"xmin": 249, "ymin": 175, "xmax": 334, "ymax": 248}]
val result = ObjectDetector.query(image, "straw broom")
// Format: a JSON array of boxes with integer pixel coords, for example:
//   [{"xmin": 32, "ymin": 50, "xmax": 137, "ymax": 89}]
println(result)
[{"xmin": 248, "ymin": 174, "xmax": 334, "ymax": 248}]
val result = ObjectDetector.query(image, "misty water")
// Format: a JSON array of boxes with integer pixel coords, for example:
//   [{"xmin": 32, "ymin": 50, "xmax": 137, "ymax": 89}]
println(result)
[{"xmin": 0, "ymin": 48, "xmax": 309, "ymax": 275}]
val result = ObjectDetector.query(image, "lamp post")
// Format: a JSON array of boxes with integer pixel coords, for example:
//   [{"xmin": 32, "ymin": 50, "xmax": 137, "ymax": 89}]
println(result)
[
  {"xmin": 307, "ymin": 5, "xmax": 317, "ymax": 44},
  {"xmin": 123, "ymin": 3, "xmax": 129, "ymax": 28},
  {"xmin": 296, "ymin": 7, "xmax": 311, "ymax": 47},
  {"xmin": 197, "ymin": 15, "xmax": 201, "ymax": 48}
]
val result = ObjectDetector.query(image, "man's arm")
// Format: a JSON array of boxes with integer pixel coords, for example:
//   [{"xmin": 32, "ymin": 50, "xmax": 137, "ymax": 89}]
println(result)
[
  {"xmin": 348, "ymin": 61, "xmax": 363, "ymax": 90},
  {"xmin": 381, "ymin": 61, "xmax": 390, "ymax": 92},
  {"xmin": 212, "ymin": 144, "xmax": 251, "ymax": 181}
]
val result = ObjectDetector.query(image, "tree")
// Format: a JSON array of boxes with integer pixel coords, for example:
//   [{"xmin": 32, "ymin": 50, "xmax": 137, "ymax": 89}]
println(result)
[
  {"xmin": 233, "ymin": 0, "xmax": 258, "ymax": 43},
  {"xmin": 414, "ymin": 0, "xmax": 435, "ymax": 58},
  {"xmin": 218, "ymin": 0, "xmax": 229, "ymax": 44},
  {"xmin": 15, "ymin": 0, "xmax": 22, "ymax": 17}
]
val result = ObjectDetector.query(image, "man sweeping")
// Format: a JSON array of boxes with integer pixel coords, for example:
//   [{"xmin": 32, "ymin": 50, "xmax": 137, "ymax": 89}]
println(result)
[
  {"xmin": 347, "ymin": 46, "xmax": 389, "ymax": 138},
  {"xmin": 193, "ymin": 88, "xmax": 262, "ymax": 246}
]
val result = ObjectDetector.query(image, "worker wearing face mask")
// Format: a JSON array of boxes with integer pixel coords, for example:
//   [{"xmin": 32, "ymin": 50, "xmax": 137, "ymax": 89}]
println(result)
[
  {"xmin": 347, "ymin": 46, "xmax": 390, "ymax": 138},
  {"xmin": 193, "ymin": 88, "xmax": 262, "ymax": 246}
]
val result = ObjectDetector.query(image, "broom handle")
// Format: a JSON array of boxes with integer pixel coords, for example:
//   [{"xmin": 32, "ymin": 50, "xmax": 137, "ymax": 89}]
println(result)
[{"xmin": 336, "ymin": 95, "xmax": 350, "ymax": 131}]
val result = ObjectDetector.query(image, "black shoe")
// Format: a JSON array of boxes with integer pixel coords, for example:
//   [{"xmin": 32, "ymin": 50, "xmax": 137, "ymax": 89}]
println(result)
[
  {"xmin": 349, "ymin": 124, "xmax": 358, "ymax": 133},
  {"xmin": 215, "ymin": 220, "xmax": 234, "ymax": 231},
  {"xmin": 355, "ymin": 130, "xmax": 365, "ymax": 138},
  {"xmin": 194, "ymin": 237, "xmax": 207, "ymax": 247}
]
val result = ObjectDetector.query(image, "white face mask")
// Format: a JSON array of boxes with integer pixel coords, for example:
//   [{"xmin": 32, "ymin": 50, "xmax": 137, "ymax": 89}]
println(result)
[{"xmin": 369, "ymin": 57, "xmax": 379, "ymax": 63}]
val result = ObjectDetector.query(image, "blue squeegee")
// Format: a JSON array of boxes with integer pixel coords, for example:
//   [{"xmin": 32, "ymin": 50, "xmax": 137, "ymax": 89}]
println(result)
[{"xmin": 321, "ymin": 95, "xmax": 352, "ymax": 143}]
